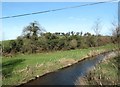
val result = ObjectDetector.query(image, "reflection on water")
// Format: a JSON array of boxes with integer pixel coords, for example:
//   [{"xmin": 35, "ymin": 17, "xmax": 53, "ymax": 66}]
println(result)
[{"xmin": 20, "ymin": 52, "xmax": 116, "ymax": 86}]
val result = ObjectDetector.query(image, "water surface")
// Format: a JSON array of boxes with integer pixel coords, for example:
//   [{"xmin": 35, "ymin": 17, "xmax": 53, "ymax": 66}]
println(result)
[{"xmin": 19, "ymin": 51, "xmax": 116, "ymax": 86}]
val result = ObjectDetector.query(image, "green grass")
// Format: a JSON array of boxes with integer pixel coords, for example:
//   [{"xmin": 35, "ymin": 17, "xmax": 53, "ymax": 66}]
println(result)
[{"xmin": 2, "ymin": 44, "xmax": 116, "ymax": 86}]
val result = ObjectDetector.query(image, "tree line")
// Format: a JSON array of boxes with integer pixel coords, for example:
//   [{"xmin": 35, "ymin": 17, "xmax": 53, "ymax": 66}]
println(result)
[{"xmin": 2, "ymin": 21, "xmax": 118, "ymax": 56}]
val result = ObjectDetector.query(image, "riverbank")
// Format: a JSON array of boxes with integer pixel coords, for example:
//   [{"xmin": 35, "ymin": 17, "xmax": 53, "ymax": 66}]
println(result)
[
  {"xmin": 2, "ymin": 44, "xmax": 116, "ymax": 86},
  {"xmin": 80, "ymin": 54, "xmax": 119, "ymax": 85}
]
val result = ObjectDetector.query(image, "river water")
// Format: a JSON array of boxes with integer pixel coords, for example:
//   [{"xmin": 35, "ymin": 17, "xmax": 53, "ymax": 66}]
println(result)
[{"xmin": 19, "ymin": 51, "xmax": 117, "ymax": 86}]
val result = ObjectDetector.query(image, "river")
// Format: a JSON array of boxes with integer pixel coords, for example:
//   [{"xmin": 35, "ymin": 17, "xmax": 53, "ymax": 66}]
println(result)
[{"xmin": 18, "ymin": 51, "xmax": 117, "ymax": 86}]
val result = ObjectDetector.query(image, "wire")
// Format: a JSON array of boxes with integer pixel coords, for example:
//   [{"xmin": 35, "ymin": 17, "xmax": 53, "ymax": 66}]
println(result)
[{"xmin": 0, "ymin": 0, "xmax": 117, "ymax": 19}]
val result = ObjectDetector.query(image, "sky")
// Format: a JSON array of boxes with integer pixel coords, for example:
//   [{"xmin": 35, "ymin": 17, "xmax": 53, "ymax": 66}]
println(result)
[{"xmin": 1, "ymin": 1, "xmax": 118, "ymax": 40}]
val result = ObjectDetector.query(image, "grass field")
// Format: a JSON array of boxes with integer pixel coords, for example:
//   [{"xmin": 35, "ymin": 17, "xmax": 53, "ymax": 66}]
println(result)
[{"xmin": 2, "ymin": 44, "xmax": 116, "ymax": 86}]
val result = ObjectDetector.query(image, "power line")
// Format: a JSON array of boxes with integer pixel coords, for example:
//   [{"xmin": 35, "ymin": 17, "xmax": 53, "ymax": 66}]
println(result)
[{"xmin": 0, "ymin": 0, "xmax": 117, "ymax": 19}]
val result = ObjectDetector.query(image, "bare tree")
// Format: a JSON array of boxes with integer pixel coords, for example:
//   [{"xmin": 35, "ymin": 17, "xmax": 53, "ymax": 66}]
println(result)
[
  {"xmin": 92, "ymin": 18, "xmax": 102, "ymax": 46},
  {"xmin": 93, "ymin": 18, "xmax": 102, "ymax": 36},
  {"xmin": 111, "ymin": 21, "xmax": 120, "ymax": 50}
]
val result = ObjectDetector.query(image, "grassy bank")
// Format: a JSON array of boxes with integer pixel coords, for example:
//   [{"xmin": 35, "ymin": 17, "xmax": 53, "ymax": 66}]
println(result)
[
  {"xmin": 81, "ymin": 55, "xmax": 119, "ymax": 85},
  {"xmin": 2, "ymin": 44, "xmax": 116, "ymax": 86}
]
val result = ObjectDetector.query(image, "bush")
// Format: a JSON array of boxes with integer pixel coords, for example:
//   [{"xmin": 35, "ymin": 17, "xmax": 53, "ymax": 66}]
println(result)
[{"xmin": 69, "ymin": 39, "xmax": 78, "ymax": 49}]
